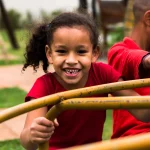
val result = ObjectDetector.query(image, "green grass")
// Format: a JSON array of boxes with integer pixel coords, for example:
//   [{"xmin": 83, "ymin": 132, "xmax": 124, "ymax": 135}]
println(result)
[
  {"xmin": 0, "ymin": 87, "xmax": 26, "ymax": 149},
  {"xmin": 0, "ymin": 60, "xmax": 24, "ymax": 66},
  {"xmin": 102, "ymin": 110, "xmax": 112, "ymax": 140},
  {"xmin": 0, "ymin": 139, "xmax": 24, "ymax": 150},
  {"xmin": 0, "ymin": 87, "xmax": 26, "ymax": 108}
]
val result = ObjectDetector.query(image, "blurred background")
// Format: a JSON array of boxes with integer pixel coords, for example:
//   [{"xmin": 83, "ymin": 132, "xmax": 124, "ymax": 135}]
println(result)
[{"xmin": 0, "ymin": 0, "xmax": 134, "ymax": 149}]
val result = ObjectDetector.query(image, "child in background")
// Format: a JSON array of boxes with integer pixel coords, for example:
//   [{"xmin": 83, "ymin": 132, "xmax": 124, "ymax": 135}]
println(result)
[
  {"xmin": 108, "ymin": 0, "xmax": 150, "ymax": 139},
  {"xmin": 20, "ymin": 12, "xmax": 150, "ymax": 150}
]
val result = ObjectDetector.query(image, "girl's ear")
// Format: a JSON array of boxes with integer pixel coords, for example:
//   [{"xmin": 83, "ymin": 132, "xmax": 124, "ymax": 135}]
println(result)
[
  {"xmin": 92, "ymin": 46, "xmax": 101, "ymax": 62},
  {"xmin": 45, "ymin": 45, "xmax": 53, "ymax": 64}
]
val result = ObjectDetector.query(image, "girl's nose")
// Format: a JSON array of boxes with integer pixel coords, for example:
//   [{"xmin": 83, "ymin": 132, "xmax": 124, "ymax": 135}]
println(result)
[{"xmin": 65, "ymin": 53, "xmax": 78, "ymax": 64}]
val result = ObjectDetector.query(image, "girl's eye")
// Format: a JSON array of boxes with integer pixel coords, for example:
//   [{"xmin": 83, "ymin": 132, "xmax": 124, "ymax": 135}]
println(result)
[
  {"xmin": 77, "ymin": 50, "xmax": 87, "ymax": 54},
  {"xmin": 56, "ymin": 50, "xmax": 66, "ymax": 54}
]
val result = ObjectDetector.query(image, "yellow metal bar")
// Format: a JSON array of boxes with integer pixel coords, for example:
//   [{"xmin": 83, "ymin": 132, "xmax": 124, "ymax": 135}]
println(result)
[
  {"xmin": 1, "ymin": 78, "xmax": 150, "ymax": 123},
  {"xmin": 38, "ymin": 107, "xmax": 62, "ymax": 150},
  {"xmin": 64, "ymin": 132, "xmax": 150, "ymax": 150},
  {"xmin": 39, "ymin": 96, "xmax": 150, "ymax": 150},
  {"xmin": 47, "ymin": 96, "xmax": 150, "ymax": 113},
  {"xmin": 46, "ymin": 96, "xmax": 150, "ymax": 120}
]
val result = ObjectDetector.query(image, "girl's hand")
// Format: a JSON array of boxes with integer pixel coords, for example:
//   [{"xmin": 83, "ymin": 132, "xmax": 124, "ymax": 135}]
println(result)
[{"xmin": 29, "ymin": 117, "xmax": 55, "ymax": 144}]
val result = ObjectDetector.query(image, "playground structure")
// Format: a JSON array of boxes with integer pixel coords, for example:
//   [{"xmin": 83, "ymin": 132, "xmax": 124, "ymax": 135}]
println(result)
[{"xmin": 0, "ymin": 78, "xmax": 150, "ymax": 150}]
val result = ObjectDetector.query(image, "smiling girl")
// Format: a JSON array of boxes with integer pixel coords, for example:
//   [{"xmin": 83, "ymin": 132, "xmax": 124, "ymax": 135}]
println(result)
[{"xmin": 20, "ymin": 12, "xmax": 150, "ymax": 150}]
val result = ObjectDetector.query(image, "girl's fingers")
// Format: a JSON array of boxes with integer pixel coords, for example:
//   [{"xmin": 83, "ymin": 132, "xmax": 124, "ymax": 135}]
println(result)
[
  {"xmin": 32, "ymin": 130, "xmax": 54, "ymax": 139},
  {"xmin": 36, "ymin": 117, "xmax": 54, "ymax": 127},
  {"xmin": 31, "ymin": 136, "xmax": 52, "ymax": 144},
  {"xmin": 32, "ymin": 124, "xmax": 55, "ymax": 133}
]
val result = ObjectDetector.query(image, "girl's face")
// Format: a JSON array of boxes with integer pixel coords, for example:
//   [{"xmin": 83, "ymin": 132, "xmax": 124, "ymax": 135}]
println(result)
[{"xmin": 46, "ymin": 26, "xmax": 99, "ymax": 90}]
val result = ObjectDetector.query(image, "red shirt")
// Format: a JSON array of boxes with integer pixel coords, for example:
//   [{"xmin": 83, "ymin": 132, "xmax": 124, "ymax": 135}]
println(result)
[
  {"xmin": 26, "ymin": 62, "xmax": 121, "ymax": 149},
  {"xmin": 108, "ymin": 37, "xmax": 150, "ymax": 138}
]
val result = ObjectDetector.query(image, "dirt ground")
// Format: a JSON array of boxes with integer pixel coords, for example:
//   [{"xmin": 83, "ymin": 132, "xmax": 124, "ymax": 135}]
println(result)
[{"xmin": 0, "ymin": 64, "xmax": 55, "ymax": 91}]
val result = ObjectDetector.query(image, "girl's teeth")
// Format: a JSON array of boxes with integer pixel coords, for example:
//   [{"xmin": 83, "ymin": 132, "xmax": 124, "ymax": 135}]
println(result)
[{"xmin": 66, "ymin": 69, "xmax": 79, "ymax": 74}]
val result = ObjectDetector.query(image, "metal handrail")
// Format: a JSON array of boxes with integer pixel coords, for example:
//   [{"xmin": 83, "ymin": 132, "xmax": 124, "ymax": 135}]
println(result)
[{"xmin": 1, "ymin": 78, "xmax": 150, "ymax": 123}]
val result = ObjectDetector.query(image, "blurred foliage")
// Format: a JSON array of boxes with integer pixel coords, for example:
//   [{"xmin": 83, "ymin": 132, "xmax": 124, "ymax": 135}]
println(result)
[
  {"xmin": 21, "ymin": 11, "xmax": 35, "ymax": 29},
  {"xmin": 38, "ymin": 9, "xmax": 63, "ymax": 25},
  {"xmin": 0, "ymin": 9, "xmax": 65, "ymax": 65},
  {"xmin": 50, "ymin": 10, "xmax": 64, "ymax": 20},
  {"xmin": 0, "ymin": 9, "xmax": 22, "ymax": 29},
  {"xmin": 108, "ymin": 27, "xmax": 124, "ymax": 48},
  {"xmin": 0, "ymin": 7, "xmax": 124, "ymax": 61},
  {"xmin": 0, "ymin": 29, "xmax": 28, "ymax": 65},
  {"xmin": 0, "ymin": 60, "xmax": 24, "ymax": 66}
]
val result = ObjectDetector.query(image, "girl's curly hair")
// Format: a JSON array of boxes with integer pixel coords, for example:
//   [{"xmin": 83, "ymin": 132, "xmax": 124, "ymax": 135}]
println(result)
[
  {"xmin": 22, "ymin": 12, "xmax": 99, "ymax": 73},
  {"xmin": 23, "ymin": 24, "xmax": 49, "ymax": 73}
]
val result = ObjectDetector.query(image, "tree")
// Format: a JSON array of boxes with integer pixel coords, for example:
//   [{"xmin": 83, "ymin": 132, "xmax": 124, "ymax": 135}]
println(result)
[
  {"xmin": 8, "ymin": 9, "xmax": 22, "ymax": 29},
  {"xmin": 22, "ymin": 11, "xmax": 35, "ymax": 29},
  {"xmin": 0, "ymin": 9, "xmax": 22, "ymax": 30}
]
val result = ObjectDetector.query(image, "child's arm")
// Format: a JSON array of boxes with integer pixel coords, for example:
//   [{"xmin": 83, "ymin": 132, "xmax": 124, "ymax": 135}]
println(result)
[
  {"xmin": 112, "ymin": 78, "xmax": 150, "ymax": 123},
  {"xmin": 20, "ymin": 107, "xmax": 55, "ymax": 150},
  {"xmin": 142, "ymin": 54, "xmax": 150, "ymax": 70}
]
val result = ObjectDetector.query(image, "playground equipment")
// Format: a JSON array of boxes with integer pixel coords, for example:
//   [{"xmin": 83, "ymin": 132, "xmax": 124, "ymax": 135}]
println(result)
[{"xmin": 0, "ymin": 78, "xmax": 150, "ymax": 150}]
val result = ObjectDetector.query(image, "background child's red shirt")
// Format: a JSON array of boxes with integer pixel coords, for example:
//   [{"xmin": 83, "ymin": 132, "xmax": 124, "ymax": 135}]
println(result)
[{"xmin": 108, "ymin": 37, "xmax": 150, "ymax": 138}]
